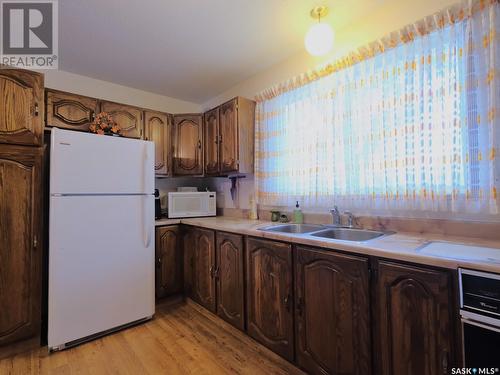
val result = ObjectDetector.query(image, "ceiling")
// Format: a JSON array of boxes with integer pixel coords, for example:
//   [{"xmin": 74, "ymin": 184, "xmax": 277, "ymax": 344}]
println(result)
[{"xmin": 59, "ymin": 0, "xmax": 383, "ymax": 104}]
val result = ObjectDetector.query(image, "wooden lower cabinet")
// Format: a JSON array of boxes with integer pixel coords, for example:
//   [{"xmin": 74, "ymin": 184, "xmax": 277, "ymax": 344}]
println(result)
[
  {"xmin": 0, "ymin": 145, "xmax": 43, "ymax": 346},
  {"xmin": 191, "ymin": 228, "xmax": 217, "ymax": 312},
  {"xmin": 215, "ymin": 232, "xmax": 245, "ymax": 330},
  {"xmin": 245, "ymin": 237, "xmax": 294, "ymax": 361},
  {"xmin": 155, "ymin": 226, "xmax": 182, "ymax": 298},
  {"xmin": 373, "ymin": 261, "xmax": 455, "ymax": 375},
  {"xmin": 294, "ymin": 246, "xmax": 371, "ymax": 375}
]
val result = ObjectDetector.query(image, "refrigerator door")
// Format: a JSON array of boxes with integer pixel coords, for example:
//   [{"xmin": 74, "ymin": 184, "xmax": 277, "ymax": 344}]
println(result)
[
  {"xmin": 50, "ymin": 128, "xmax": 154, "ymax": 195},
  {"xmin": 48, "ymin": 195, "xmax": 155, "ymax": 349}
]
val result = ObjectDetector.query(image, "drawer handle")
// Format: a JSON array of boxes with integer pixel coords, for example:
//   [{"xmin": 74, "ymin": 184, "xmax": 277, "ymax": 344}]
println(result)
[{"xmin": 284, "ymin": 294, "xmax": 292, "ymax": 312}]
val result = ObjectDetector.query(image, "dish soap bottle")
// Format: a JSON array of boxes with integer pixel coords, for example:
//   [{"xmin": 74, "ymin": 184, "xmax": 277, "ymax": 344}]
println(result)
[{"xmin": 294, "ymin": 201, "xmax": 303, "ymax": 224}]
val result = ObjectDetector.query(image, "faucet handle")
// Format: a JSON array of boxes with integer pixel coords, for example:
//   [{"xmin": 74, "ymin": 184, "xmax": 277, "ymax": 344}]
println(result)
[
  {"xmin": 344, "ymin": 211, "xmax": 354, "ymax": 228},
  {"xmin": 330, "ymin": 205, "xmax": 339, "ymax": 214}
]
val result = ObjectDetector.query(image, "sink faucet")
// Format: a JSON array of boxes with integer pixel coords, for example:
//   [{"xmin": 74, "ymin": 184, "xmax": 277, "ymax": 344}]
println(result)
[{"xmin": 330, "ymin": 206, "xmax": 341, "ymax": 226}]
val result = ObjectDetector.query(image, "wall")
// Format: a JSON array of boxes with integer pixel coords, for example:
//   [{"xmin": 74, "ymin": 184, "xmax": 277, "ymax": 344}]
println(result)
[
  {"xmin": 201, "ymin": 0, "xmax": 457, "ymax": 109},
  {"xmin": 44, "ymin": 70, "xmax": 201, "ymax": 114}
]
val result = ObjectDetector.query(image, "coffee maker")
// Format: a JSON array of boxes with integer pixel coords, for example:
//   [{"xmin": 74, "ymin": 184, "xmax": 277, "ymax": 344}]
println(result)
[{"xmin": 154, "ymin": 189, "xmax": 162, "ymax": 219}]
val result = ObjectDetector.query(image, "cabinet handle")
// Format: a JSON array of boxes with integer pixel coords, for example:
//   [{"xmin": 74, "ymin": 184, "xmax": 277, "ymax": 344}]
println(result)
[
  {"xmin": 157, "ymin": 257, "xmax": 161, "ymax": 265},
  {"xmin": 197, "ymin": 140, "xmax": 202, "ymax": 149},
  {"xmin": 441, "ymin": 350, "xmax": 449, "ymax": 374},
  {"xmin": 284, "ymin": 294, "xmax": 292, "ymax": 312},
  {"xmin": 219, "ymin": 135, "xmax": 223, "ymax": 144},
  {"xmin": 209, "ymin": 265, "xmax": 215, "ymax": 278},
  {"xmin": 215, "ymin": 266, "xmax": 220, "ymax": 279},
  {"xmin": 33, "ymin": 235, "xmax": 38, "ymax": 250},
  {"xmin": 34, "ymin": 103, "xmax": 39, "ymax": 117},
  {"xmin": 91, "ymin": 111, "xmax": 96, "ymax": 121},
  {"xmin": 214, "ymin": 137, "xmax": 218, "ymax": 144}
]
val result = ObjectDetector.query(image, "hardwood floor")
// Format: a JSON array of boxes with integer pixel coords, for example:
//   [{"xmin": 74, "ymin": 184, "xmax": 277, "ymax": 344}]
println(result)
[{"xmin": 0, "ymin": 299, "xmax": 304, "ymax": 375}]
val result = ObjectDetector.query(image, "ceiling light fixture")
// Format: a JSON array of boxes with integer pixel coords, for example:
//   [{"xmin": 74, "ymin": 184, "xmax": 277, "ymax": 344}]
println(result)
[{"xmin": 304, "ymin": 6, "xmax": 334, "ymax": 57}]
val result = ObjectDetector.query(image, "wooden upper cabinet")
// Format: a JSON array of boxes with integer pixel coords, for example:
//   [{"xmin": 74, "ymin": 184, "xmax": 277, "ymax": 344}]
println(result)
[
  {"xmin": 155, "ymin": 226, "xmax": 183, "ymax": 299},
  {"xmin": 204, "ymin": 108, "xmax": 219, "ymax": 175},
  {"xmin": 215, "ymin": 232, "xmax": 244, "ymax": 331},
  {"xmin": 0, "ymin": 69, "xmax": 43, "ymax": 146},
  {"xmin": 0, "ymin": 145, "xmax": 43, "ymax": 346},
  {"xmin": 202, "ymin": 97, "xmax": 255, "ymax": 176},
  {"xmin": 100, "ymin": 101, "xmax": 143, "ymax": 139},
  {"xmin": 173, "ymin": 114, "xmax": 203, "ymax": 176},
  {"xmin": 374, "ymin": 261, "xmax": 455, "ymax": 375},
  {"xmin": 46, "ymin": 90, "xmax": 98, "ymax": 132},
  {"xmin": 219, "ymin": 99, "xmax": 238, "ymax": 173},
  {"xmin": 246, "ymin": 237, "xmax": 294, "ymax": 361},
  {"xmin": 145, "ymin": 111, "xmax": 171, "ymax": 176},
  {"xmin": 295, "ymin": 246, "xmax": 371, "ymax": 375},
  {"xmin": 192, "ymin": 228, "xmax": 216, "ymax": 312}
]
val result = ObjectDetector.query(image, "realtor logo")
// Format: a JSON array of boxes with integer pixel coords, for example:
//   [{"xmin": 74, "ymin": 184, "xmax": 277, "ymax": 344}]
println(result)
[{"xmin": 1, "ymin": 0, "xmax": 58, "ymax": 69}]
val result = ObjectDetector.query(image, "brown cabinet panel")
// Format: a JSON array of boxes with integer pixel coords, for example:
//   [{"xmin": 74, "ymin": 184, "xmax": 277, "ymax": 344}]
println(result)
[
  {"xmin": 100, "ymin": 101, "xmax": 143, "ymax": 139},
  {"xmin": 246, "ymin": 237, "xmax": 294, "ymax": 361},
  {"xmin": 46, "ymin": 90, "xmax": 98, "ymax": 132},
  {"xmin": 173, "ymin": 114, "xmax": 203, "ymax": 175},
  {"xmin": 374, "ymin": 261, "xmax": 454, "ymax": 375},
  {"xmin": 295, "ymin": 246, "xmax": 371, "ymax": 375},
  {"xmin": 145, "ymin": 111, "xmax": 171, "ymax": 176},
  {"xmin": 0, "ymin": 69, "xmax": 43, "ymax": 146},
  {"xmin": 183, "ymin": 227, "xmax": 196, "ymax": 297},
  {"xmin": 192, "ymin": 228, "xmax": 216, "ymax": 312},
  {"xmin": 216, "ymin": 232, "xmax": 244, "ymax": 330},
  {"xmin": 0, "ymin": 145, "xmax": 42, "ymax": 346},
  {"xmin": 219, "ymin": 99, "xmax": 238, "ymax": 173},
  {"xmin": 204, "ymin": 108, "xmax": 219, "ymax": 175},
  {"xmin": 155, "ymin": 226, "xmax": 182, "ymax": 298}
]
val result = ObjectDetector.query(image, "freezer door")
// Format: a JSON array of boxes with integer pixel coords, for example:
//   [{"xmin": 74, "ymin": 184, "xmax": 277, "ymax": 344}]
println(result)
[
  {"xmin": 48, "ymin": 195, "xmax": 155, "ymax": 349},
  {"xmin": 50, "ymin": 128, "xmax": 154, "ymax": 195}
]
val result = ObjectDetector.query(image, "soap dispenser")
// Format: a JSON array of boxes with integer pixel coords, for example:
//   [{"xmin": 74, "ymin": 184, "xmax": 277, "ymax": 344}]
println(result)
[{"xmin": 294, "ymin": 201, "xmax": 304, "ymax": 224}]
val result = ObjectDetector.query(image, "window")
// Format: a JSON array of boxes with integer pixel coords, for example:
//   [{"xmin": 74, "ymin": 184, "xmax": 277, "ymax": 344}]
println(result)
[{"xmin": 255, "ymin": 1, "xmax": 499, "ymax": 218}]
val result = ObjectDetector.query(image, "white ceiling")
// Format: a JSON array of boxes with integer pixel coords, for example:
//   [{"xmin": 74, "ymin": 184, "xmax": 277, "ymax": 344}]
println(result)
[{"xmin": 59, "ymin": 0, "xmax": 383, "ymax": 104}]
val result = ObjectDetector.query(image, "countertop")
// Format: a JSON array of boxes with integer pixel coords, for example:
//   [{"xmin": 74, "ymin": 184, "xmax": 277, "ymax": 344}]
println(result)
[{"xmin": 155, "ymin": 216, "xmax": 500, "ymax": 273}]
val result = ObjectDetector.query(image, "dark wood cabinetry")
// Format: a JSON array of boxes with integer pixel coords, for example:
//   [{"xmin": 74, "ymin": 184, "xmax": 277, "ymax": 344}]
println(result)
[
  {"xmin": 145, "ymin": 111, "xmax": 172, "ymax": 176},
  {"xmin": 173, "ymin": 114, "xmax": 203, "ymax": 175},
  {"xmin": 0, "ymin": 69, "xmax": 44, "ymax": 146},
  {"xmin": 0, "ymin": 145, "xmax": 43, "ymax": 346},
  {"xmin": 155, "ymin": 226, "xmax": 183, "ymax": 298},
  {"xmin": 204, "ymin": 108, "xmax": 219, "ymax": 175},
  {"xmin": 100, "ymin": 101, "xmax": 143, "ymax": 139},
  {"xmin": 373, "ymin": 261, "xmax": 455, "ymax": 375},
  {"xmin": 246, "ymin": 237, "xmax": 294, "ymax": 361},
  {"xmin": 46, "ymin": 90, "xmax": 98, "ymax": 132},
  {"xmin": 191, "ymin": 228, "xmax": 216, "ymax": 312},
  {"xmin": 215, "ymin": 232, "xmax": 245, "ymax": 330},
  {"xmin": 294, "ymin": 246, "xmax": 371, "ymax": 375},
  {"xmin": 203, "ymin": 97, "xmax": 255, "ymax": 176}
]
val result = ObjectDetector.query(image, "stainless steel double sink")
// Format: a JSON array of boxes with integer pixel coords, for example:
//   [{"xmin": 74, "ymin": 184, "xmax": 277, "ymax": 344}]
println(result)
[{"xmin": 258, "ymin": 223, "xmax": 392, "ymax": 242}]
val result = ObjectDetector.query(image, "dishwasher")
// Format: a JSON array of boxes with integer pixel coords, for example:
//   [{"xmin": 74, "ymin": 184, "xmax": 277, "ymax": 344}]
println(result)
[{"xmin": 459, "ymin": 268, "xmax": 500, "ymax": 369}]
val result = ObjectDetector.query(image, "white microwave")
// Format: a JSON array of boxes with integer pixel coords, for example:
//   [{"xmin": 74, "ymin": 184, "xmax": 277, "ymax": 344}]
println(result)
[{"xmin": 167, "ymin": 191, "xmax": 216, "ymax": 218}]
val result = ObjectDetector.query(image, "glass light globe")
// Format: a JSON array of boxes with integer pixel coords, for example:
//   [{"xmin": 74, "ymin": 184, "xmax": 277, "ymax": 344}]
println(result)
[{"xmin": 305, "ymin": 23, "xmax": 334, "ymax": 56}]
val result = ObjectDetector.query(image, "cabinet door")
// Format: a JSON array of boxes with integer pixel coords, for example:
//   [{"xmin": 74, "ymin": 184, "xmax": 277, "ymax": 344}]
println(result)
[
  {"xmin": 219, "ymin": 98, "xmax": 238, "ymax": 173},
  {"xmin": 374, "ymin": 261, "xmax": 454, "ymax": 375},
  {"xmin": 204, "ymin": 108, "xmax": 219, "ymax": 175},
  {"xmin": 216, "ymin": 232, "xmax": 244, "ymax": 330},
  {"xmin": 183, "ymin": 227, "xmax": 196, "ymax": 297},
  {"xmin": 155, "ymin": 226, "xmax": 182, "ymax": 298},
  {"xmin": 0, "ymin": 69, "xmax": 43, "ymax": 146},
  {"xmin": 173, "ymin": 114, "xmax": 203, "ymax": 175},
  {"xmin": 295, "ymin": 246, "xmax": 371, "ymax": 375},
  {"xmin": 46, "ymin": 90, "xmax": 98, "ymax": 132},
  {"xmin": 193, "ymin": 228, "xmax": 216, "ymax": 312},
  {"xmin": 0, "ymin": 145, "xmax": 42, "ymax": 345},
  {"xmin": 246, "ymin": 237, "xmax": 294, "ymax": 361},
  {"xmin": 100, "ymin": 101, "xmax": 143, "ymax": 139},
  {"xmin": 145, "ymin": 111, "xmax": 171, "ymax": 176}
]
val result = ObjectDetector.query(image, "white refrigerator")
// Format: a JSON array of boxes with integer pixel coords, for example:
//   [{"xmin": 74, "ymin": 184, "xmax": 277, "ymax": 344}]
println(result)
[{"xmin": 48, "ymin": 128, "xmax": 155, "ymax": 351}]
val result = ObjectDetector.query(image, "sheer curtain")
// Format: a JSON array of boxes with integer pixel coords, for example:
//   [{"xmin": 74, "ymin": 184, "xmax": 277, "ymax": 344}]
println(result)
[{"xmin": 255, "ymin": 0, "xmax": 499, "ymax": 218}]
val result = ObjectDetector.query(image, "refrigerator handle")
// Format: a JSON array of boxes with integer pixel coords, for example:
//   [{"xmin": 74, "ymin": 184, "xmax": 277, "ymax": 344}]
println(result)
[{"xmin": 143, "ymin": 195, "xmax": 152, "ymax": 249}]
